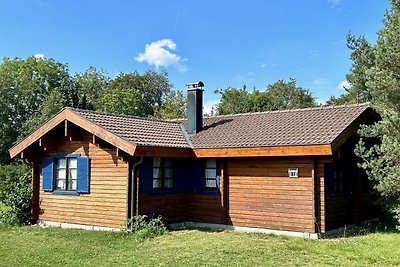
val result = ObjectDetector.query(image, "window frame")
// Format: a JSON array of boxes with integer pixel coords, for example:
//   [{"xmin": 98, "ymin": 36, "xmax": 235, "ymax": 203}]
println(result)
[
  {"xmin": 55, "ymin": 157, "xmax": 78, "ymax": 192},
  {"xmin": 42, "ymin": 154, "xmax": 90, "ymax": 195},
  {"xmin": 325, "ymin": 160, "xmax": 349, "ymax": 195},
  {"xmin": 203, "ymin": 158, "xmax": 218, "ymax": 191},
  {"xmin": 152, "ymin": 157, "xmax": 175, "ymax": 190}
]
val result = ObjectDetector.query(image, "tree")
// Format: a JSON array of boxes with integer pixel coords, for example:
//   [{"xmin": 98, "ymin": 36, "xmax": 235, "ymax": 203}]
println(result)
[
  {"xmin": 216, "ymin": 80, "xmax": 316, "ymax": 115},
  {"xmin": 20, "ymin": 90, "xmax": 66, "ymax": 138},
  {"xmin": 265, "ymin": 79, "xmax": 316, "ymax": 110},
  {"xmin": 98, "ymin": 88, "xmax": 145, "ymax": 116},
  {"xmin": 108, "ymin": 70, "xmax": 172, "ymax": 116},
  {"xmin": 329, "ymin": 34, "xmax": 376, "ymax": 105},
  {"xmin": 74, "ymin": 67, "xmax": 110, "ymax": 110},
  {"xmin": 154, "ymin": 90, "xmax": 186, "ymax": 119},
  {"xmin": 0, "ymin": 56, "xmax": 71, "ymax": 164},
  {"xmin": 216, "ymin": 86, "xmax": 252, "ymax": 115},
  {"xmin": 354, "ymin": 0, "xmax": 400, "ymax": 228}
]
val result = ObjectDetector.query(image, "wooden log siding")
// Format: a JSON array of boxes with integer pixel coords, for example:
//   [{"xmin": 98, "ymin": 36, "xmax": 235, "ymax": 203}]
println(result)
[
  {"xmin": 138, "ymin": 192, "xmax": 187, "ymax": 223},
  {"xmin": 226, "ymin": 158, "xmax": 316, "ymax": 232},
  {"xmin": 38, "ymin": 132, "xmax": 129, "ymax": 229}
]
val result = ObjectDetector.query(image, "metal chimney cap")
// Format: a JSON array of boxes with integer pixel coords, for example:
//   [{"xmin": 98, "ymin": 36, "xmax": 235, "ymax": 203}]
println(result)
[{"xmin": 186, "ymin": 81, "xmax": 204, "ymax": 89}]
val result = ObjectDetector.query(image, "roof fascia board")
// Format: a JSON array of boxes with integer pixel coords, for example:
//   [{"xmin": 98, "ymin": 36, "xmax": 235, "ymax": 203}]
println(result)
[
  {"xmin": 9, "ymin": 109, "xmax": 67, "ymax": 158},
  {"xmin": 330, "ymin": 108, "xmax": 372, "ymax": 154},
  {"xmin": 193, "ymin": 144, "xmax": 332, "ymax": 158},
  {"xmin": 64, "ymin": 109, "xmax": 136, "ymax": 155}
]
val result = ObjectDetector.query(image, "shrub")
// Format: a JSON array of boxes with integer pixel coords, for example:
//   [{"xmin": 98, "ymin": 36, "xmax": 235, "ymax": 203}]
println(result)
[
  {"xmin": 128, "ymin": 215, "xmax": 167, "ymax": 239},
  {"xmin": 0, "ymin": 164, "xmax": 32, "ymax": 225}
]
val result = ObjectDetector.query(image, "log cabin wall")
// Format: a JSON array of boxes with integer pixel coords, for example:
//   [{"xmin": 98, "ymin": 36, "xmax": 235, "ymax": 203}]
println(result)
[
  {"xmin": 324, "ymin": 135, "xmax": 380, "ymax": 231},
  {"xmin": 137, "ymin": 157, "xmax": 189, "ymax": 223},
  {"xmin": 225, "ymin": 157, "xmax": 315, "ymax": 232},
  {"xmin": 137, "ymin": 157, "xmax": 226, "ymax": 224},
  {"xmin": 35, "ymin": 124, "xmax": 129, "ymax": 229}
]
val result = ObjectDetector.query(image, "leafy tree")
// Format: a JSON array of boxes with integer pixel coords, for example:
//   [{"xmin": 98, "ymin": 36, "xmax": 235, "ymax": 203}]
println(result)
[
  {"xmin": 354, "ymin": 0, "xmax": 400, "ymax": 228},
  {"xmin": 154, "ymin": 90, "xmax": 186, "ymax": 119},
  {"xmin": 0, "ymin": 56, "xmax": 71, "ymax": 164},
  {"xmin": 98, "ymin": 87, "xmax": 145, "ymax": 116},
  {"xmin": 108, "ymin": 70, "xmax": 172, "ymax": 116},
  {"xmin": 74, "ymin": 67, "xmax": 110, "ymax": 110},
  {"xmin": 20, "ymin": 90, "xmax": 66, "ymax": 138},
  {"xmin": 216, "ymin": 86, "xmax": 252, "ymax": 115},
  {"xmin": 216, "ymin": 79, "xmax": 316, "ymax": 115},
  {"xmin": 266, "ymin": 79, "xmax": 316, "ymax": 110}
]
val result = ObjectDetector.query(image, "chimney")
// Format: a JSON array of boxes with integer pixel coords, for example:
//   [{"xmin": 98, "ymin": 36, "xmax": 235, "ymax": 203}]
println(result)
[{"xmin": 186, "ymin": 81, "xmax": 204, "ymax": 134}]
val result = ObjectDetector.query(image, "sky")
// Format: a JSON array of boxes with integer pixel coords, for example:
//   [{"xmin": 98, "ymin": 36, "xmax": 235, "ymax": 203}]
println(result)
[{"xmin": 0, "ymin": 0, "xmax": 391, "ymax": 113}]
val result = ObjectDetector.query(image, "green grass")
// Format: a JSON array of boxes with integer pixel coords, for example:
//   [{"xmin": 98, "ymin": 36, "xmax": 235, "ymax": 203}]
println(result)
[{"xmin": 0, "ymin": 225, "xmax": 400, "ymax": 267}]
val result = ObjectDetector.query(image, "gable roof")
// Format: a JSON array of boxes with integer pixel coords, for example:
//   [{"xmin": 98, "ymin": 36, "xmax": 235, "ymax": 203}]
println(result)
[{"xmin": 9, "ymin": 104, "xmax": 373, "ymax": 159}]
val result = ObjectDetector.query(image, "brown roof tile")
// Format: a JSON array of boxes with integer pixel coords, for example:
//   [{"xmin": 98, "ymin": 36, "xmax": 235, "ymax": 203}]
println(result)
[
  {"xmin": 68, "ymin": 104, "xmax": 370, "ymax": 150},
  {"xmin": 189, "ymin": 104, "xmax": 369, "ymax": 148},
  {"xmin": 68, "ymin": 108, "xmax": 190, "ymax": 148}
]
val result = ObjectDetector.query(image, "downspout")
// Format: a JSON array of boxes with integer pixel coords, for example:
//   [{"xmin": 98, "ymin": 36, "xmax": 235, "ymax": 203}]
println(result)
[{"xmin": 130, "ymin": 156, "xmax": 144, "ymax": 224}]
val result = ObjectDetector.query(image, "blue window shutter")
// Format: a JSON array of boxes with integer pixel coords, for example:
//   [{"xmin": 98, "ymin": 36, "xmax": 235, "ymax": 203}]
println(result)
[
  {"xmin": 42, "ymin": 157, "xmax": 54, "ymax": 192},
  {"xmin": 77, "ymin": 156, "xmax": 90, "ymax": 193}
]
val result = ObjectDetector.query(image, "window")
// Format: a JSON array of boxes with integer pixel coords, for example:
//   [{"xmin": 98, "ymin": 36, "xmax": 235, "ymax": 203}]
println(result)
[
  {"xmin": 42, "ymin": 155, "xmax": 89, "ymax": 194},
  {"xmin": 288, "ymin": 168, "xmax": 299, "ymax": 178},
  {"xmin": 153, "ymin": 157, "xmax": 174, "ymax": 189},
  {"xmin": 325, "ymin": 161, "xmax": 349, "ymax": 195},
  {"xmin": 56, "ymin": 158, "xmax": 77, "ymax": 191},
  {"xmin": 204, "ymin": 159, "xmax": 217, "ymax": 189}
]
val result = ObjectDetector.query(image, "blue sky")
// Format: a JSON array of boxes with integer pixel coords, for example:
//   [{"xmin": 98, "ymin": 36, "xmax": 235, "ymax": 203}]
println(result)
[{"xmin": 0, "ymin": 0, "xmax": 390, "ymax": 112}]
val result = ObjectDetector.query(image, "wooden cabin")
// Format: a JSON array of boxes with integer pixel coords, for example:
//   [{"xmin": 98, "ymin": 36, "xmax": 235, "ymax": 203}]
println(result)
[{"xmin": 9, "ymin": 86, "xmax": 380, "ymax": 237}]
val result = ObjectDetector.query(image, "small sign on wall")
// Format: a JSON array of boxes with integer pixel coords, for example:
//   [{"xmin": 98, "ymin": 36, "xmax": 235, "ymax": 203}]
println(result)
[{"xmin": 288, "ymin": 168, "xmax": 299, "ymax": 178}]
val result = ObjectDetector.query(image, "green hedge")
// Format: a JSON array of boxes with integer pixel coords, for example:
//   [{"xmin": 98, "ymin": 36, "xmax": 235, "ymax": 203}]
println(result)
[{"xmin": 0, "ymin": 164, "xmax": 32, "ymax": 225}]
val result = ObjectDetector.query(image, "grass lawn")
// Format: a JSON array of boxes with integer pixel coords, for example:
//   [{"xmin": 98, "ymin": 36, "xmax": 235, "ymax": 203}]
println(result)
[{"xmin": 0, "ymin": 225, "xmax": 400, "ymax": 267}]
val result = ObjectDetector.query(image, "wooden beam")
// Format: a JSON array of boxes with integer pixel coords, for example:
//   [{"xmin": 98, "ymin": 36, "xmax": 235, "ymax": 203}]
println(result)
[
  {"xmin": 193, "ymin": 144, "xmax": 332, "ymax": 158},
  {"xmin": 64, "ymin": 120, "xmax": 68, "ymax": 137}
]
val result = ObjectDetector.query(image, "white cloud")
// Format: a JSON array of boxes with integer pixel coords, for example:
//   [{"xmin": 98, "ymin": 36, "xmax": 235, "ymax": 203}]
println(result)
[
  {"xmin": 338, "ymin": 80, "xmax": 351, "ymax": 89},
  {"xmin": 260, "ymin": 63, "xmax": 267, "ymax": 68},
  {"xmin": 203, "ymin": 99, "xmax": 219, "ymax": 116},
  {"xmin": 327, "ymin": 0, "xmax": 341, "ymax": 8},
  {"xmin": 33, "ymin": 53, "xmax": 44, "ymax": 60},
  {"xmin": 135, "ymin": 39, "xmax": 188, "ymax": 72}
]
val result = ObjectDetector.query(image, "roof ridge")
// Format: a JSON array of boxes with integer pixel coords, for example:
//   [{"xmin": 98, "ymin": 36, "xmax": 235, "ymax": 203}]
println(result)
[
  {"xmin": 67, "ymin": 107, "xmax": 181, "ymax": 124},
  {"xmin": 204, "ymin": 103, "xmax": 370, "ymax": 119}
]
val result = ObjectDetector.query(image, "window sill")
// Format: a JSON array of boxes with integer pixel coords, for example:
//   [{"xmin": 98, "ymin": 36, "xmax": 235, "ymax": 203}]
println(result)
[{"xmin": 52, "ymin": 190, "xmax": 80, "ymax": 196}]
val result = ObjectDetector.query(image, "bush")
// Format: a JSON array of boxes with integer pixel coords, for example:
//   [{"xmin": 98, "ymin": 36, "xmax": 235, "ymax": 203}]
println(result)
[
  {"xmin": 0, "ymin": 164, "xmax": 32, "ymax": 225},
  {"xmin": 128, "ymin": 215, "xmax": 167, "ymax": 239}
]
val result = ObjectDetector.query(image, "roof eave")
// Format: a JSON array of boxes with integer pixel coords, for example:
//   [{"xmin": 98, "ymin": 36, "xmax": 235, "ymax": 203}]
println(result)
[{"xmin": 193, "ymin": 144, "xmax": 333, "ymax": 158}]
